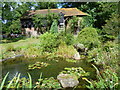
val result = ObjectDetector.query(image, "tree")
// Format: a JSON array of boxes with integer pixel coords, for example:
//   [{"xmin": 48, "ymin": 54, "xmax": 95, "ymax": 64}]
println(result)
[
  {"xmin": 102, "ymin": 14, "xmax": 120, "ymax": 37},
  {"xmin": 2, "ymin": 2, "xmax": 59, "ymax": 34},
  {"xmin": 35, "ymin": 2, "xmax": 58, "ymax": 9},
  {"xmin": 60, "ymin": 2, "xmax": 118, "ymax": 29},
  {"xmin": 32, "ymin": 12, "xmax": 59, "ymax": 33},
  {"xmin": 2, "ymin": 2, "xmax": 32, "ymax": 34}
]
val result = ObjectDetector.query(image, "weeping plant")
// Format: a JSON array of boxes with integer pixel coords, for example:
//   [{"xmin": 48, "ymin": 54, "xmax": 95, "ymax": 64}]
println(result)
[{"xmin": 83, "ymin": 64, "xmax": 119, "ymax": 89}]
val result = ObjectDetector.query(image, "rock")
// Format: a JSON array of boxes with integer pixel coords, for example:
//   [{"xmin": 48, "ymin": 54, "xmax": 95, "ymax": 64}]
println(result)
[
  {"xmin": 31, "ymin": 31, "xmax": 38, "ymax": 38},
  {"xmin": 74, "ymin": 43, "xmax": 85, "ymax": 52},
  {"xmin": 0, "ymin": 55, "xmax": 24, "ymax": 62},
  {"xmin": 73, "ymin": 52, "xmax": 80, "ymax": 60},
  {"xmin": 57, "ymin": 74, "xmax": 79, "ymax": 88}
]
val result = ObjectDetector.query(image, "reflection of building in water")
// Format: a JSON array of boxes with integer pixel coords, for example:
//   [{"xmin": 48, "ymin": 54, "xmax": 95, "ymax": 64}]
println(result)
[{"xmin": 20, "ymin": 8, "xmax": 88, "ymax": 36}]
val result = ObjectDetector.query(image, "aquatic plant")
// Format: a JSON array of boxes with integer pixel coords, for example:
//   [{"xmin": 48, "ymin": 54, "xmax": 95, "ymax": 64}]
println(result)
[
  {"xmin": 28, "ymin": 62, "xmax": 49, "ymax": 70},
  {"xmin": 60, "ymin": 67, "xmax": 89, "ymax": 79},
  {"xmin": 66, "ymin": 59, "xmax": 77, "ymax": 63},
  {"xmin": 7, "ymin": 72, "xmax": 18, "ymax": 89},
  {"xmin": 34, "ymin": 77, "xmax": 61, "ymax": 89}
]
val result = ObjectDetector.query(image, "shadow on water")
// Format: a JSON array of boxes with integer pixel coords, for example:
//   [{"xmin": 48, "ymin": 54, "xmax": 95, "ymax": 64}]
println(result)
[{"xmin": 1, "ymin": 56, "xmax": 96, "ymax": 87}]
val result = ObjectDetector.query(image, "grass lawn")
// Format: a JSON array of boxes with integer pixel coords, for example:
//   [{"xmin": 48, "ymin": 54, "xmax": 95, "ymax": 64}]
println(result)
[{"xmin": 0, "ymin": 38, "xmax": 40, "ymax": 59}]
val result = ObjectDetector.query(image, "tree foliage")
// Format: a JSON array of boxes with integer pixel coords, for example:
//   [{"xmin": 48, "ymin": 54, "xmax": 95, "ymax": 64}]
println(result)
[
  {"xmin": 2, "ymin": 2, "xmax": 32, "ymax": 34},
  {"xmin": 2, "ymin": 2, "xmax": 58, "ymax": 34},
  {"xmin": 102, "ymin": 14, "xmax": 120, "ymax": 37},
  {"xmin": 61, "ymin": 2, "xmax": 118, "ymax": 29},
  {"xmin": 35, "ymin": 2, "xmax": 58, "ymax": 9},
  {"xmin": 32, "ymin": 12, "xmax": 59, "ymax": 33}
]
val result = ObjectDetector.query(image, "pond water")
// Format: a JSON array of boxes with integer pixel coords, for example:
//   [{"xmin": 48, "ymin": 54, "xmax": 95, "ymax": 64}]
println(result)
[{"xmin": 1, "ymin": 56, "xmax": 96, "ymax": 87}]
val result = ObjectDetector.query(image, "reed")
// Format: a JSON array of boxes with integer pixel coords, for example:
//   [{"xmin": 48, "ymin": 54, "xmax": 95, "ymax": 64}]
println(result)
[{"xmin": 0, "ymin": 72, "xmax": 9, "ymax": 89}]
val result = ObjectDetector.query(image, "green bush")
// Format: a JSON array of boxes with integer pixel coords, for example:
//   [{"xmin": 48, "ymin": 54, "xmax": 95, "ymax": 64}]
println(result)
[
  {"xmin": 50, "ymin": 20, "xmax": 58, "ymax": 33},
  {"xmin": 58, "ymin": 32, "xmax": 75, "ymax": 45},
  {"xmin": 84, "ymin": 66, "xmax": 119, "ymax": 89},
  {"xmin": 55, "ymin": 41, "xmax": 77, "ymax": 58},
  {"xmin": 39, "ymin": 32, "xmax": 59, "ymax": 53},
  {"xmin": 77, "ymin": 27, "xmax": 101, "ymax": 49},
  {"xmin": 88, "ymin": 41, "xmax": 119, "ymax": 70},
  {"xmin": 103, "ymin": 41, "xmax": 116, "ymax": 52},
  {"xmin": 88, "ymin": 48, "xmax": 102, "ymax": 59}
]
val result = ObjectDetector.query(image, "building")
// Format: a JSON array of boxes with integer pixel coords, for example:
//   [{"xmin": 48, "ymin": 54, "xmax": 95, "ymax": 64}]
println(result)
[{"xmin": 20, "ymin": 8, "xmax": 87, "ymax": 37}]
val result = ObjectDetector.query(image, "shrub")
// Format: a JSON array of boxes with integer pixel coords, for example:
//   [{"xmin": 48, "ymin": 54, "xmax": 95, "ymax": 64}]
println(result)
[
  {"xmin": 84, "ymin": 65, "xmax": 119, "ymax": 89},
  {"xmin": 39, "ymin": 32, "xmax": 59, "ymax": 53},
  {"xmin": 55, "ymin": 41, "xmax": 77, "ymax": 58},
  {"xmin": 88, "ymin": 41, "xmax": 119, "ymax": 70},
  {"xmin": 50, "ymin": 20, "xmax": 58, "ymax": 33},
  {"xmin": 77, "ymin": 27, "xmax": 101, "ymax": 49},
  {"xmin": 58, "ymin": 32, "xmax": 75, "ymax": 45},
  {"xmin": 102, "ymin": 41, "xmax": 116, "ymax": 52},
  {"xmin": 88, "ymin": 48, "xmax": 102, "ymax": 59}
]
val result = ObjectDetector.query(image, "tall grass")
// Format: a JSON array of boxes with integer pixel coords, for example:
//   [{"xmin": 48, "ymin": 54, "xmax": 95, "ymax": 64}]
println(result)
[
  {"xmin": 83, "ymin": 64, "xmax": 119, "ymax": 89},
  {"xmin": 6, "ymin": 72, "xmax": 18, "ymax": 89},
  {"xmin": 0, "ymin": 72, "xmax": 9, "ymax": 89},
  {"xmin": 27, "ymin": 72, "xmax": 32, "ymax": 89},
  {"xmin": 0, "ymin": 72, "xmax": 33, "ymax": 89}
]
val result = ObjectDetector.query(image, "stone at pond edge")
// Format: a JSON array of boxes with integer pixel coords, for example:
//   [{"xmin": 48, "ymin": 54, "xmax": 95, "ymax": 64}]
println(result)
[
  {"xmin": 57, "ymin": 74, "xmax": 79, "ymax": 88},
  {"xmin": 73, "ymin": 52, "xmax": 80, "ymax": 60},
  {"xmin": 74, "ymin": 43, "xmax": 85, "ymax": 52}
]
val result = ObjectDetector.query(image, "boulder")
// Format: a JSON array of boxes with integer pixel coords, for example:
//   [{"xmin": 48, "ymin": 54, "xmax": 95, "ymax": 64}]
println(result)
[
  {"xmin": 73, "ymin": 52, "xmax": 80, "ymax": 60},
  {"xmin": 57, "ymin": 74, "xmax": 79, "ymax": 88},
  {"xmin": 31, "ymin": 31, "xmax": 38, "ymax": 38},
  {"xmin": 74, "ymin": 43, "xmax": 85, "ymax": 52}
]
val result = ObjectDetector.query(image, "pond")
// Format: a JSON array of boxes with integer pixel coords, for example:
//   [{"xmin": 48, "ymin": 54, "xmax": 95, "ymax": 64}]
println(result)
[{"xmin": 1, "ymin": 56, "xmax": 96, "ymax": 87}]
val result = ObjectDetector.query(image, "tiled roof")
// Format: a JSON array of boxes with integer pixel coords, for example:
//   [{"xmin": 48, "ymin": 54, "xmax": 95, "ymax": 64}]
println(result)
[{"xmin": 23, "ymin": 8, "xmax": 88, "ymax": 18}]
